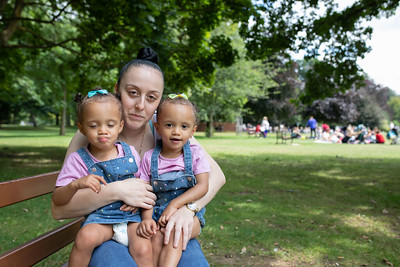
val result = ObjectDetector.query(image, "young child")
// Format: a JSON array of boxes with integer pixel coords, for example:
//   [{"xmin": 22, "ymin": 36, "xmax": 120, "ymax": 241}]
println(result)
[
  {"xmin": 137, "ymin": 93, "xmax": 210, "ymax": 266},
  {"xmin": 52, "ymin": 89, "xmax": 152, "ymax": 267}
]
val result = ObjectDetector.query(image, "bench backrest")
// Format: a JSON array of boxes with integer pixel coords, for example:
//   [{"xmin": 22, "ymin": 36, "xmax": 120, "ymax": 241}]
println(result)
[{"xmin": 0, "ymin": 171, "xmax": 83, "ymax": 266}]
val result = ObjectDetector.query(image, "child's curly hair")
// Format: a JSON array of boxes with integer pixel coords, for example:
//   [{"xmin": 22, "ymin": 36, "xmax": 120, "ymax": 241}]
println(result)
[
  {"xmin": 156, "ymin": 96, "xmax": 199, "ymax": 125},
  {"xmin": 74, "ymin": 87, "xmax": 123, "ymax": 124}
]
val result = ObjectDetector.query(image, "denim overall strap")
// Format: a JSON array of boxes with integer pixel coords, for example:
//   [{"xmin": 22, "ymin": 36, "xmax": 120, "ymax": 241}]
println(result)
[
  {"xmin": 150, "ymin": 140, "xmax": 163, "ymax": 180},
  {"xmin": 182, "ymin": 141, "xmax": 193, "ymax": 176},
  {"xmin": 77, "ymin": 147, "xmax": 95, "ymax": 170},
  {"xmin": 118, "ymin": 141, "xmax": 133, "ymax": 157}
]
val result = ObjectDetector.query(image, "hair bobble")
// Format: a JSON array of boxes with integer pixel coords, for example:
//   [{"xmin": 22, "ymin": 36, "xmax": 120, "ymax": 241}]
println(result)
[
  {"xmin": 168, "ymin": 93, "xmax": 188, "ymax": 100},
  {"xmin": 74, "ymin": 93, "xmax": 83, "ymax": 103}
]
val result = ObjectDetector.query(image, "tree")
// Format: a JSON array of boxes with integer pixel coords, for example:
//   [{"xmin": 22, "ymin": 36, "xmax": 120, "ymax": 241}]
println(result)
[
  {"xmin": 243, "ymin": 58, "xmax": 303, "ymax": 126},
  {"xmin": 2, "ymin": 0, "xmax": 400, "ymax": 127},
  {"xmin": 388, "ymin": 96, "xmax": 400, "ymax": 124},
  {"xmin": 191, "ymin": 22, "xmax": 267, "ymax": 137},
  {"xmin": 306, "ymin": 79, "xmax": 392, "ymax": 128},
  {"xmin": 1, "ymin": 0, "xmax": 252, "ymax": 91},
  {"xmin": 240, "ymin": 0, "xmax": 400, "ymax": 102}
]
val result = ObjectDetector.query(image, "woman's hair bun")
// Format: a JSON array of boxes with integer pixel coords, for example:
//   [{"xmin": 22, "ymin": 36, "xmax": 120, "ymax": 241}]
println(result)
[
  {"xmin": 136, "ymin": 47, "xmax": 159, "ymax": 65},
  {"xmin": 74, "ymin": 93, "xmax": 83, "ymax": 103}
]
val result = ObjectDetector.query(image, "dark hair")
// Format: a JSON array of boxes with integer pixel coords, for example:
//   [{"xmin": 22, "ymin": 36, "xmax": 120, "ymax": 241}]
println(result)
[
  {"xmin": 116, "ymin": 48, "xmax": 164, "ymax": 88},
  {"xmin": 157, "ymin": 96, "xmax": 199, "ymax": 125},
  {"xmin": 74, "ymin": 87, "xmax": 123, "ymax": 124}
]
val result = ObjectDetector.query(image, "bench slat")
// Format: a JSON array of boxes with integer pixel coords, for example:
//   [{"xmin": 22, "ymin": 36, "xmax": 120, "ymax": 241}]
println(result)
[
  {"xmin": 0, "ymin": 217, "xmax": 83, "ymax": 266},
  {"xmin": 0, "ymin": 171, "xmax": 59, "ymax": 208}
]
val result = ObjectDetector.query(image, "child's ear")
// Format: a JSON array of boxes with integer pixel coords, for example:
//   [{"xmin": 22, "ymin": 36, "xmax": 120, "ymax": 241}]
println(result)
[
  {"xmin": 192, "ymin": 125, "xmax": 197, "ymax": 136},
  {"xmin": 118, "ymin": 120, "xmax": 124, "ymax": 134},
  {"xmin": 154, "ymin": 121, "xmax": 160, "ymax": 132},
  {"xmin": 77, "ymin": 123, "xmax": 86, "ymax": 136}
]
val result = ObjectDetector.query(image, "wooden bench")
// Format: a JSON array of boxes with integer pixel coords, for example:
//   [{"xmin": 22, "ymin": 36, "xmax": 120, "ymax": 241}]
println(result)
[
  {"xmin": 275, "ymin": 130, "xmax": 293, "ymax": 144},
  {"xmin": 0, "ymin": 171, "xmax": 83, "ymax": 266}
]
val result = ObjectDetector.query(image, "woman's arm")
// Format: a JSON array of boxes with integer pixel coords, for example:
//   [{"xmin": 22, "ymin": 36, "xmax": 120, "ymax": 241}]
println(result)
[
  {"xmin": 52, "ymin": 178, "xmax": 155, "ymax": 219},
  {"xmin": 163, "ymin": 137, "xmax": 225, "ymax": 249},
  {"xmin": 64, "ymin": 130, "xmax": 88, "ymax": 162},
  {"xmin": 52, "ymin": 131, "xmax": 156, "ymax": 220}
]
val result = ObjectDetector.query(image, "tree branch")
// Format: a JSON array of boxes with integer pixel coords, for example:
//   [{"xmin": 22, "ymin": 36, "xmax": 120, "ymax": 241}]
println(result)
[{"xmin": 0, "ymin": 0, "xmax": 24, "ymax": 46}]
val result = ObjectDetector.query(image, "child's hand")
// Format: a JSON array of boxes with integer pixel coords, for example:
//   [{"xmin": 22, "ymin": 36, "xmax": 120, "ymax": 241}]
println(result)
[
  {"xmin": 158, "ymin": 204, "xmax": 179, "ymax": 228},
  {"xmin": 120, "ymin": 204, "xmax": 138, "ymax": 213},
  {"xmin": 137, "ymin": 219, "xmax": 157, "ymax": 239},
  {"xmin": 73, "ymin": 174, "xmax": 107, "ymax": 193}
]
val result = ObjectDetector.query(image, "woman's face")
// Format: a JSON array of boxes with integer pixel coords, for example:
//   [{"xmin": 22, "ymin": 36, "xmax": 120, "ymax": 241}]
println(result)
[{"xmin": 117, "ymin": 66, "xmax": 164, "ymax": 130}]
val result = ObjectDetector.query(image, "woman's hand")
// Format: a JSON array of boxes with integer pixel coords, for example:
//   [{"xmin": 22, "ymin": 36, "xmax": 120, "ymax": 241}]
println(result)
[
  {"xmin": 163, "ymin": 206, "xmax": 195, "ymax": 250},
  {"xmin": 116, "ymin": 179, "xmax": 156, "ymax": 209}
]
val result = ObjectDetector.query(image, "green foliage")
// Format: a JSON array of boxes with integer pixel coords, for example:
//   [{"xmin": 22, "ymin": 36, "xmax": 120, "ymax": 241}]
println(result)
[
  {"xmin": 191, "ymin": 22, "xmax": 269, "ymax": 136},
  {"xmin": 2, "ymin": 0, "xmax": 400, "ymax": 127},
  {"xmin": 241, "ymin": 0, "xmax": 399, "ymax": 102},
  {"xmin": 388, "ymin": 96, "xmax": 400, "ymax": 122}
]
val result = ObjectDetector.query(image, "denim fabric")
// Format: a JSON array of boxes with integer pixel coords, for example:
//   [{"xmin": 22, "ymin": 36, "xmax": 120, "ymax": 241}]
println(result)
[
  {"xmin": 78, "ymin": 141, "xmax": 141, "ymax": 226},
  {"xmin": 151, "ymin": 141, "xmax": 205, "ymax": 227},
  {"xmin": 89, "ymin": 239, "xmax": 209, "ymax": 267}
]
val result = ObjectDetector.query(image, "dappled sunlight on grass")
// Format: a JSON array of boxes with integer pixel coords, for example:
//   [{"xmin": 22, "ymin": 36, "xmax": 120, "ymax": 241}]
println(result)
[
  {"xmin": 338, "ymin": 213, "xmax": 400, "ymax": 239},
  {"xmin": 1, "ymin": 130, "xmax": 399, "ymax": 266}
]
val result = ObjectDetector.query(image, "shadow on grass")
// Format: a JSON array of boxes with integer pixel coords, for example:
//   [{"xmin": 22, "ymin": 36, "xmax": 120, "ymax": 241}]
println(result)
[
  {"xmin": 203, "ymin": 153, "xmax": 400, "ymax": 266},
  {"xmin": 0, "ymin": 146, "xmax": 66, "ymax": 181}
]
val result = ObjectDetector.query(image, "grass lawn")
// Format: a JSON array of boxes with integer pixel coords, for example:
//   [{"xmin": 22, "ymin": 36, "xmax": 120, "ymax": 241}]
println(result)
[{"xmin": 1, "ymin": 126, "xmax": 399, "ymax": 266}]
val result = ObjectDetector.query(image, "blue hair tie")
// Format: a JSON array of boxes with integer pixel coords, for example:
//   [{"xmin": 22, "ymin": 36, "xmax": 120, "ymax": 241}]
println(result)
[{"xmin": 88, "ymin": 89, "xmax": 108, "ymax": 97}]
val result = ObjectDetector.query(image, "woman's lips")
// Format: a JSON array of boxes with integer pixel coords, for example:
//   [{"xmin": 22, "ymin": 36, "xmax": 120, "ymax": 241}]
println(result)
[{"xmin": 129, "ymin": 113, "xmax": 145, "ymax": 120}]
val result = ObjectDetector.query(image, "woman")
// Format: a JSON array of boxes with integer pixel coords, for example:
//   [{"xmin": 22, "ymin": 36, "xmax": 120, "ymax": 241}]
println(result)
[{"xmin": 51, "ymin": 48, "xmax": 225, "ymax": 266}]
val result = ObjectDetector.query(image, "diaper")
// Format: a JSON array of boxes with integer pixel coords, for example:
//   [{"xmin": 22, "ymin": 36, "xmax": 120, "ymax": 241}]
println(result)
[{"xmin": 112, "ymin": 222, "xmax": 128, "ymax": 246}]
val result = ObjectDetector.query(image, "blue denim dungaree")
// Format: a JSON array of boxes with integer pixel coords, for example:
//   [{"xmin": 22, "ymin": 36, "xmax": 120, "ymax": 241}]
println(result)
[
  {"xmin": 150, "ymin": 141, "xmax": 206, "ymax": 227},
  {"xmin": 78, "ymin": 141, "xmax": 141, "ymax": 226}
]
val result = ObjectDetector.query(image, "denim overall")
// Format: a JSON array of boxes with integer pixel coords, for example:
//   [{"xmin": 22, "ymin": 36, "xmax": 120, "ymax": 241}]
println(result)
[
  {"xmin": 150, "ymin": 141, "xmax": 206, "ymax": 227},
  {"xmin": 78, "ymin": 141, "xmax": 141, "ymax": 227}
]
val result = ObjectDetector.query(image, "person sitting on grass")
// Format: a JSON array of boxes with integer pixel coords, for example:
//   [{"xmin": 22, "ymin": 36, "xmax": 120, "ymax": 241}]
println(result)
[
  {"xmin": 137, "ymin": 93, "xmax": 210, "ymax": 266},
  {"xmin": 52, "ymin": 89, "xmax": 153, "ymax": 267}
]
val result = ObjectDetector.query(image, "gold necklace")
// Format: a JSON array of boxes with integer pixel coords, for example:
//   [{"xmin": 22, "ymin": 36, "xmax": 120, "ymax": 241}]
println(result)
[{"xmin": 138, "ymin": 127, "xmax": 146, "ymax": 156}]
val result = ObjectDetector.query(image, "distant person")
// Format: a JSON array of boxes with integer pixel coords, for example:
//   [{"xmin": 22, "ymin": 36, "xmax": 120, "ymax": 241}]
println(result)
[
  {"xmin": 375, "ymin": 130, "xmax": 385, "ymax": 144},
  {"xmin": 138, "ymin": 94, "xmax": 209, "ymax": 266},
  {"xmin": 52, "ymin": 89, "xmax": 152, "ymax": 266},
  {"xmin": 306, "ymin": 116, "xmax": 317, "ymax": 139},
  {"xmin": 255, "ymin": 124, "xmax": 261, "ymax": 137},
  {"xmin": 260, "ymin": 116, "xmax": 270, "ymax": 138}
]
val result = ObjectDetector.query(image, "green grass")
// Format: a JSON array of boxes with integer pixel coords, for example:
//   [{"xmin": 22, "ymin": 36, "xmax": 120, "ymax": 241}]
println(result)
[{"xmin": 1, "ymin": 127, "xmax": 399, "ymax": 266}]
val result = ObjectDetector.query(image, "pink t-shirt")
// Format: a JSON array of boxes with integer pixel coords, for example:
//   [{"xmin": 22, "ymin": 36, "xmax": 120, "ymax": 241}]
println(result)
[
  {"xmin": 140, "ymin": 143, "xmax": 210, "ymax": 182},
  {"xmin": 56, "ymin": 143, "xmax": 141, "ymax": 187}
]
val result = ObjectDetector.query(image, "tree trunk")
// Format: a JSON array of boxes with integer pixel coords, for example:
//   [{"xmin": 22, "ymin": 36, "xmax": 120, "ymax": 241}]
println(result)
[
  {"xmin": 59, "ymin": 85, "xmax": 66, "ymax": 136},
  {"xmin": 206, "ymin": 111, "xmax": 214, "ymax": 138},
  {"xmin": 66, "ymin": 111, "xmax": 71, "ymax": 127},
  {"xmin": 30, "ymin": 112, "xmax": 37, "ymax": 127}
]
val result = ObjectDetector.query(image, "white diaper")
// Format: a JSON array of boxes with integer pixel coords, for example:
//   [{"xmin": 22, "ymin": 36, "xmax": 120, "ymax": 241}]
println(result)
[{"xmin": 112, "ymin": 222, "xmax": 129, "ymax": 246}]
